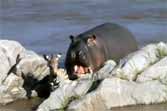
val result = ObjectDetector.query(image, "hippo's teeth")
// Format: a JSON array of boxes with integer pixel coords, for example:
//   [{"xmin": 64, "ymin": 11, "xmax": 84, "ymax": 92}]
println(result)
[
  {"xmin": 74, "ymin": 65, "xmax": 92, "ymax": 74},
  {"xmin": 74, "ymin": 65, "xmax": 78, "ymax": 73}
]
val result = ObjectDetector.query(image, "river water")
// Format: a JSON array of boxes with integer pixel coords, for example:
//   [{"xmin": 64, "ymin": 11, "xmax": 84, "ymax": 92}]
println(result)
[{"xmin": 0, "ymin": 0, "xmax": 167, "ymax": 111}]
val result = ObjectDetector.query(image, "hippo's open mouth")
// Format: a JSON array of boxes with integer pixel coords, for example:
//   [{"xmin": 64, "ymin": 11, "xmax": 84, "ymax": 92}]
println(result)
[{"xmin": 73, "ymin": 65, "xmax": 93, "ymax": 75}]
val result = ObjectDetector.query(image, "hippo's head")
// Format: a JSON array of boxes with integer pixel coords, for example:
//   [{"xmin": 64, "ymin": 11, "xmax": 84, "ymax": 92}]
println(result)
[{"xmin": 65, "ymin": 35, "xmax": 99, "ymax": 80}]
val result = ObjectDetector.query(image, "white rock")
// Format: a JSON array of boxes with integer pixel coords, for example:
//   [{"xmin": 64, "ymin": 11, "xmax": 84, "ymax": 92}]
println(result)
[
  {"xmin": 0, "ymin": 40, "xmax": 49, "ymax": 104},
  {"xmin": 0, "ymin": 73, "xmax": 26, "ymax": 105},
  {"xmin": 56, "ymin": 68, "xmax": 68, "ymax": 83},
  {"xmin": 132, "ymin": 80, "xmax": 167, "ymax": 104},
  {"xmin": 157, "ymin": 42, "xmax": 167, "ymax": 57},
  {"xmin": 1, "ymin": 40, "xmax": 167, "ymax": 110},
  {"xmin": 0, "ymin": 40, "xmax": 25, "ymax": 84},
  {"xmin": 0, "ymin": 40, "xmax": 25, "ymax": 66},
  {"xmin": 16, "ymin": 50, "xmax": 49, "ymax": 80},
  {"xmin": 0, "ymin": 48, "xmax": 10, "ymax": 84},
  {"xmin": 94, "ymin": 60, "xmax": 116, "ymax": 80},
  {"xmin": 137, "ymin": 57, "xmax": 167, "ymax": 84},
  {"xmin": 68, "ymin": 78, "xmax": 167, "ymax": 111},
  {"xmin": 37, "ymin": 78, "xmax": 93, "ymax": 111},
  {"xmin": 112, "ymin": 42, "xmax": 167, "ymax": 81},
  {"xmin": 37, "ymin": 60, "xmax": 116, "ymax": 111}
]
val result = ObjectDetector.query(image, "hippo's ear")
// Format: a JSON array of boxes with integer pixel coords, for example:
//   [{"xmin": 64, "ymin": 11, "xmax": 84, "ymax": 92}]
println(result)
[
  {"xmin": 69, "ymin": 35, "xmax": 76, "ymax": 43},
  {"xmin": 87, "ymin": 34, "xmax": 97, "ymax": 46}
]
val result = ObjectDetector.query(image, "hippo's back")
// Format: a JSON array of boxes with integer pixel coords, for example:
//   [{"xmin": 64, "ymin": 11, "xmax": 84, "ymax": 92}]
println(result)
[{"xmin": 77, "ymin": 23, "xmax": 138, "ymax": 61}]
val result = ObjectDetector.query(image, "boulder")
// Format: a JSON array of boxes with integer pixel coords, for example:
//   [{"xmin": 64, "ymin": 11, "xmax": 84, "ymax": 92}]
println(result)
[
  {"xmin": 137, "ymin": 56, "xmax": 167, "ymax": 84},
  {"xmin": 0, "ymin": 73, "xmax": 26, "ymax": 105},
  {"xmin": 16, "ymin": 50, "xmax": 49, "ymax": 80},
  {"xmin": 112, "ymin": 42, "xmax": 167, "ymax": 81},
  {"xmin": 0, "ymin": 40, "xmax": 49, "ymax": 105},
  {"xmin": 68, "ymin": 78, "xmax": 167, "ymax": 111},
  {"xmin": 0, "ymin": 40, "xmax": 25, "ymax": 84}
]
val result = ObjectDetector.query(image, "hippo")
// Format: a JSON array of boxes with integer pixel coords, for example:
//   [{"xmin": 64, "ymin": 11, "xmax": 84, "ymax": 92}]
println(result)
[{"xmin": 65, "ymin": 23, "xmax": 138, "ymax": 80}]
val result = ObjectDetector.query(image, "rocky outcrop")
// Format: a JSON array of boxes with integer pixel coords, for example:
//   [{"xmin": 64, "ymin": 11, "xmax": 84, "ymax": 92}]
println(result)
[
  {"xmin": 37, "ymin": 60, "xmax": 116, "ymax": 111},
  {"xmin": 16, "ymin": 50, "xmax": 49, "ymax": 80},
  {"xmin": 111, "ymin": 42, "xmax": 167, "ymax": 81},
  {"xmin": 137, "ymin": 57, "xmax": 167, "ymax": 84},
  {"xmin": 68, "ymin": 78, "xmax": 167, "ymax": 111},
  {"xmin": 0, "ymin": 40, "xmax": 49, "ymax": 105},
  {"xmin": 38, "ymin": 42, "xmax": 167, "ymax": 111},
  {"xmin": 0, "ymin": 40, "xmax": 25, "ymax": 84},
  {"xmin": 0, "ymin": 73, "xmax": 26, "ymax": 104},
  {"xmin": 0, "ymin": 40, "xmax": 167, "ymax": 111}
]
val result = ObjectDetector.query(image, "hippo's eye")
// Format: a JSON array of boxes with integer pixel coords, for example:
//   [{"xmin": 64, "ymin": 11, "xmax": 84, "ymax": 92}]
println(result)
[
  {"xmin": 78, "ymin": 50, "xmax": 82, "ymax": 56},
  {"xmin": 79, "ymin": 51, "xmax": 86, "ymax": 60}
]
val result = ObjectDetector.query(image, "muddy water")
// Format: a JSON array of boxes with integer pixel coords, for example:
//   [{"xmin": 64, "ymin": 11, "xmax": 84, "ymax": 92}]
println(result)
[
  {"xmin": 0, "ymin": 0, "xmax": 167, "ymax": 111},
  {"xmin": 0, "ymin": 98, "xmax": 43, "ymax": 111}
]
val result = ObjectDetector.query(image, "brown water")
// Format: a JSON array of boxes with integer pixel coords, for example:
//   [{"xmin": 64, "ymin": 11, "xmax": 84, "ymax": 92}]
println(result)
[
  {"xmin": 0, "ymin": 98, "xmax": 43, "ymax": 111},
  {"xmin": 0, "ymin": 0, "xmax": 167, "ymax": 111}
]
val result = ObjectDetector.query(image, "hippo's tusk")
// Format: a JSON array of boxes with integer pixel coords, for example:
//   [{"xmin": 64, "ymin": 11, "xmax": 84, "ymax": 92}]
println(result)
[{"xmin": 74, "ymin": 65, "xmax": 78, "ymax": 73}]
